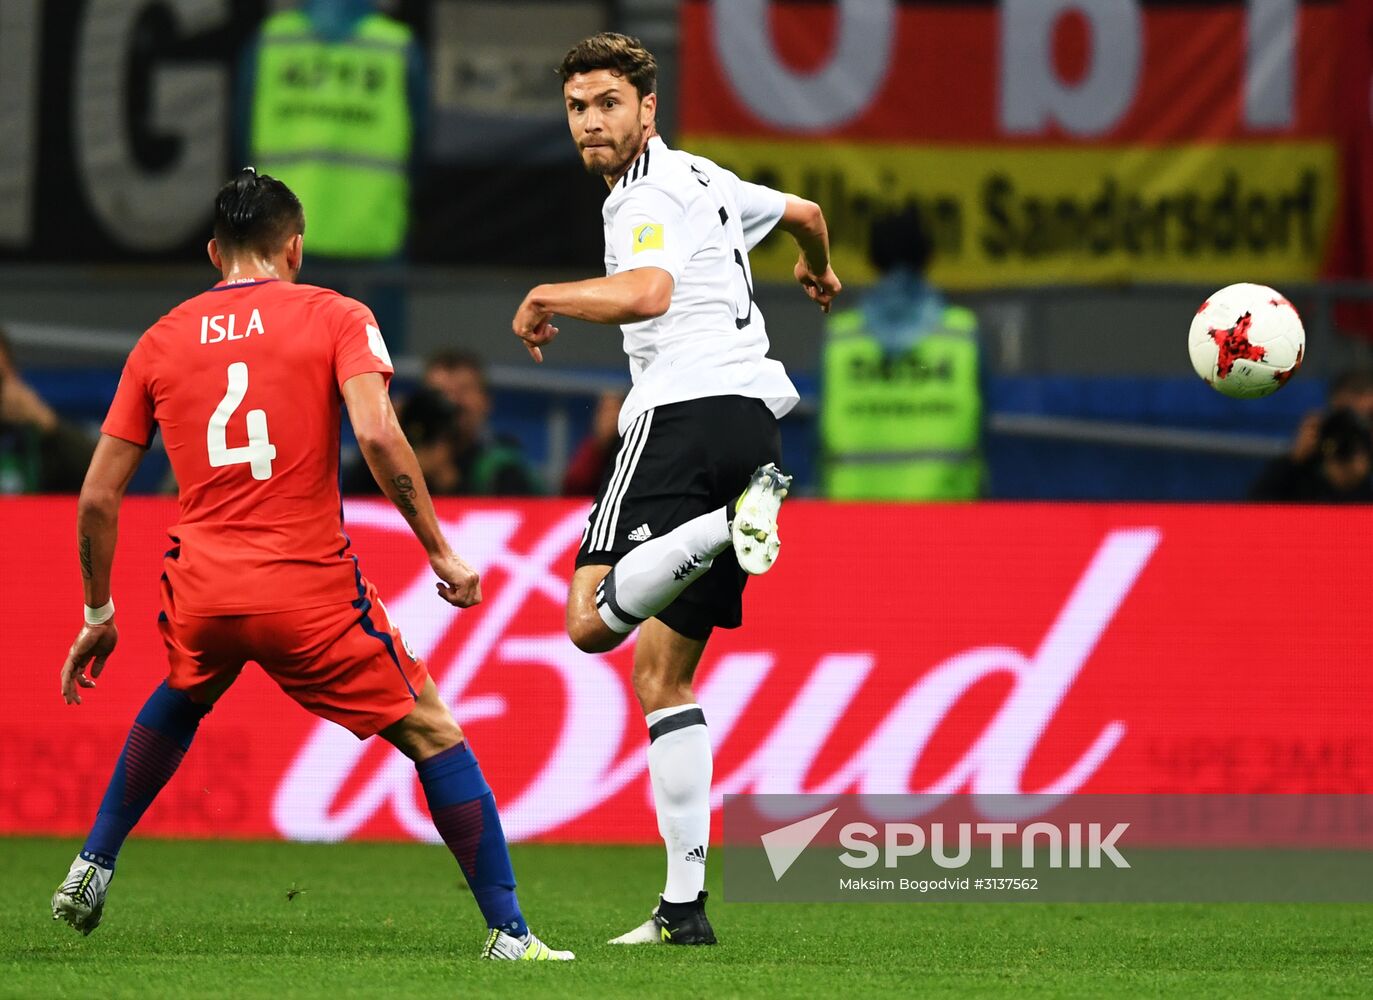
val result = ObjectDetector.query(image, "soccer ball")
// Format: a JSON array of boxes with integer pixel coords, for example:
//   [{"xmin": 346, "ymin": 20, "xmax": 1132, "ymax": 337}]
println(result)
[{"xmin": 1188, "ymin": 283, "xmax": 1305, "ymax": 399}]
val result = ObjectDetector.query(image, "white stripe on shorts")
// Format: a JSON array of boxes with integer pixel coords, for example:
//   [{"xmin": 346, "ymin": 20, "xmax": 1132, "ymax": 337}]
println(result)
[
  {"xmin": 603, "ymin": 408, "xmax": 653, "ymax": 550},
  {"xmin": 588, "ymin": 412, "xmax": 641, "ymax": 551},
  {"xmin": 589, "ymin": 410, "xmax": 652, "ymax": 551}
]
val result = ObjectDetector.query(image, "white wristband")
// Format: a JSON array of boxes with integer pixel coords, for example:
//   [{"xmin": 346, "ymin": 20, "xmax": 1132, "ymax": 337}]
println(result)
[{"xmin": 84, "ymin": 598, "xmax": 115, "ymax": 626}]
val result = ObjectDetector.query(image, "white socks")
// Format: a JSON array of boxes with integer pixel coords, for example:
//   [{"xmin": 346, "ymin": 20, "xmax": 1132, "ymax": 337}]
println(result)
[
  {"xmin": 596, "ymin": 508, "xmax": 731, "ymax": 634},
  {"xmin": 594, "ymin": 513, "xmax": 725, "ymax": 899},
  {"xmin": 645, "ymin": 704, "xmax": 712, "ymax": 904}
]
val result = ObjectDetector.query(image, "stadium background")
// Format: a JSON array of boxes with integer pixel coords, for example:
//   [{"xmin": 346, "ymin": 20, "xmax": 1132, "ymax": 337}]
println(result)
[{"xmin": 3, "ymin": 0, "xmax": 1372, "ymax": 848}]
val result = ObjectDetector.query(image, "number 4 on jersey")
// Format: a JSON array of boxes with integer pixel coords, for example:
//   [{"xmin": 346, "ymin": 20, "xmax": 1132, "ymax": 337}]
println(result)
[{"xmin": 207, "ymin": 362, "xmax": 276, "ymax": 480}]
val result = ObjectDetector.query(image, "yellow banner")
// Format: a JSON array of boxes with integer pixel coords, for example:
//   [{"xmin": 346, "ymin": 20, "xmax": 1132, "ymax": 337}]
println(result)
[{"xmin": 682, "ymin": 137, "xmax": 1338, "ymax": 289}]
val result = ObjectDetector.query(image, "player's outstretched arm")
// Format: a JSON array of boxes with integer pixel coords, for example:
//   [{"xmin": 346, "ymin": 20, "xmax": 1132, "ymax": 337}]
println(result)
[
  {"xmin": 777, "ymin": 194, "xmax": 842, "ymax": 314},
  {"xmin": 341, "ymin": 372, "xmax": 482, "ymax": 609},
  {"xmin": 61, "ymin": 434, "xmax": 143, "ymax": 705},
  {"xmin": 512, "ymin": 269, "xmax": 674, "ymax": 362}
]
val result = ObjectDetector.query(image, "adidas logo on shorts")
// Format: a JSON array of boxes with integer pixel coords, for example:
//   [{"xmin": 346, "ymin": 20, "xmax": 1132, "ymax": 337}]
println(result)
[{"xmin": 628, "ymin": 523, "xmax": 653, "ymax": 542}]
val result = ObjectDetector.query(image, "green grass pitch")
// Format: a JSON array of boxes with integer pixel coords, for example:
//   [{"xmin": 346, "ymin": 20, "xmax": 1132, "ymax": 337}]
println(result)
[{"xmin": 2, "ymin": 836, "xmax": 1370, "ymax": 998}]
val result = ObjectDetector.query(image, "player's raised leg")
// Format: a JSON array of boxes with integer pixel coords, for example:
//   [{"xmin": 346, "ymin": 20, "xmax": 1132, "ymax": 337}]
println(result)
[
  {"xmin": 609, "ymin": 618, "xmax": 718, "ymax": 944},
  {"xmin": 567, "ymin": 501, "xmax": 726, "ymax": 651},
  {"xmin": 566, "ymin": 462, "xmax": 793, "ymax": 654},
  {"xmin": 382, "ymin": 678, "xmax": 573, "ymax": 961}
]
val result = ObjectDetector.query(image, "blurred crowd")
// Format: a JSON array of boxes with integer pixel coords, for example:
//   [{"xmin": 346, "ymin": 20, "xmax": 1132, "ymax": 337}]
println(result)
[
  {"xmin": 342, "ymin": 350, "xmax": 544, "ymax": 498},
  {"xmin": 6, "ymin": 202, "xmax": 1373, "ymax": 504},
  {"xmin": 1249, "ymin": 370, "xmax": 1373, "ymax": 503},
  {"xmin": 338, "ymin": 349, "xmax": 623, "ymax": 499},
  {"xmin": 0, "ymin": 329, "xmax": 93, "ymax": 495}
]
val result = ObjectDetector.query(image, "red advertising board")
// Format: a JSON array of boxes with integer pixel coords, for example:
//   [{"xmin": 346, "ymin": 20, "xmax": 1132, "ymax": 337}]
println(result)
[{"xmin": 3, "ymin": 498, "xmax": 1372, "ymax": 846}]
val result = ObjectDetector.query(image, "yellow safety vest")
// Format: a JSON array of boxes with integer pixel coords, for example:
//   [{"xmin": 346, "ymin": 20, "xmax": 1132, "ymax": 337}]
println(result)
[
  {"xmin": 250, "ymin": 10, "xmax": 412, "ymax": 258},
  {"xmin": 822, "ymin": 306, "xmax": 984, "ymax": 500}
]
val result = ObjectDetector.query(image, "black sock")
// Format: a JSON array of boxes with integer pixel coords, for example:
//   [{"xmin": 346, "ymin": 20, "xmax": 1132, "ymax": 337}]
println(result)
[{"xmin": 659, "ymin": 893, "xmax": 705, "ymax": 922}]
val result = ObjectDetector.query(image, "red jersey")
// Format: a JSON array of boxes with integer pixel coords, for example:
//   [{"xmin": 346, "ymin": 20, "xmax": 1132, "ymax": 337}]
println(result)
[{"xmin": 102, "ymin": 279, "xmax": 393, "ymax": 615}]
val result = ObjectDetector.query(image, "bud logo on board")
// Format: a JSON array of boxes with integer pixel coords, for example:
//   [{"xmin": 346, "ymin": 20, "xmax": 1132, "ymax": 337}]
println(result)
[{"xmin": 274, "ymin": 516, "xmax": 1157, "ymax": 843}]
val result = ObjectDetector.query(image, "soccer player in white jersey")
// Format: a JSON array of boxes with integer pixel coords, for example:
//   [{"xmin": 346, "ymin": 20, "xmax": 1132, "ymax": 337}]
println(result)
[{"xmin": 511, "ymin": 33, "xmax": 841, "ymax": 945}]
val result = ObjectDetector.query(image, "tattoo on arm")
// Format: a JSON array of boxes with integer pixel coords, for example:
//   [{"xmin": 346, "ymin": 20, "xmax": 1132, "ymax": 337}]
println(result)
[
  {"xmin": 392, "ymin": 475, "xmax": 419, "ymax": 518},
  {"xmin": 79, "ymin": 535, "xmax": 93, "ymax": 580}
]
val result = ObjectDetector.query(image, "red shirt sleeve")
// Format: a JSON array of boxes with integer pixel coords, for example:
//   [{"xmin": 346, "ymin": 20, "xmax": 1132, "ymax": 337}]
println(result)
[
  {"xmin": 101, "ymin": 342, "xmax": 156, "ymax": 447},
  {"xmin": 332, "ymin": 295, "xmax": 394, "ymax": 390}
]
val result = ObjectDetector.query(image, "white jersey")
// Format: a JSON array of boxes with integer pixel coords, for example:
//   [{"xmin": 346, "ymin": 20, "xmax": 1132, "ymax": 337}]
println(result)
[{"xmin": 602, "ymin": 136, "xmax": 799, "ymax": 434}]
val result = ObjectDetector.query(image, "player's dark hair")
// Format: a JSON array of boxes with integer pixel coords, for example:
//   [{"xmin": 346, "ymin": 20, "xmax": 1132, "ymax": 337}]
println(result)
[
  {"xmin": 559, "ymin": 32, "xmax": 657, "ymax": 98},
  {"xmin": 869, "ymin": 207, "xmax": 935, "ymax": 277},
  {"xmin": 213, "ymin": 168, "xmax": 305, "ymax": 258},
  {"xmin": 0, "ymin": 325, "xmax": 13, "ymax": 369},
  {"xmin": 424, "ymin": 349, "xmax": 490, "ymax": 396}
]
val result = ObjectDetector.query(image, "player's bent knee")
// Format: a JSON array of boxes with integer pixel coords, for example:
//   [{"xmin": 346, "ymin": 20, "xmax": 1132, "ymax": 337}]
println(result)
[
  {"xmin": 383, "ymin": 700, "xmax": 465, "ymax": 761},
  {"xmin": 388, "ymin": 723, "xmax": 464, "ymax": 761},
  {"xmin": 570, "ymin": 627, "xmax": 619, "ymax": 654},
  {"xmin": 425, "ymin": 713, "xmax": 465, "ymax": 750},
  {"xmin": 567, "ymin": 612, "xmax": 624, "ymax": 654}
]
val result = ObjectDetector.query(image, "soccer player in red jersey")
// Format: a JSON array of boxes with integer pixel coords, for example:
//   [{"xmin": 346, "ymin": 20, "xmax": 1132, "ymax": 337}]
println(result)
[{"xmin": 50, "ymin": 170, "xmax": 572, "ymax": 961}]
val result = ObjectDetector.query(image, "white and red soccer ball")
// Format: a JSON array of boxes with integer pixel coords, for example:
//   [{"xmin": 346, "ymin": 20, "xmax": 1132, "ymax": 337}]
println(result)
[{"xmin": 1189, "ymin": 283, "xmax": 1305, "ymax": 399}]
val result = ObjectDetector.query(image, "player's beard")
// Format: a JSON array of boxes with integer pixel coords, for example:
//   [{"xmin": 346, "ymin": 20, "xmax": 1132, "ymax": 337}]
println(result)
[{"xmin": 581, "ymin": 130, "xmax": 644, "ymax": 179}]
